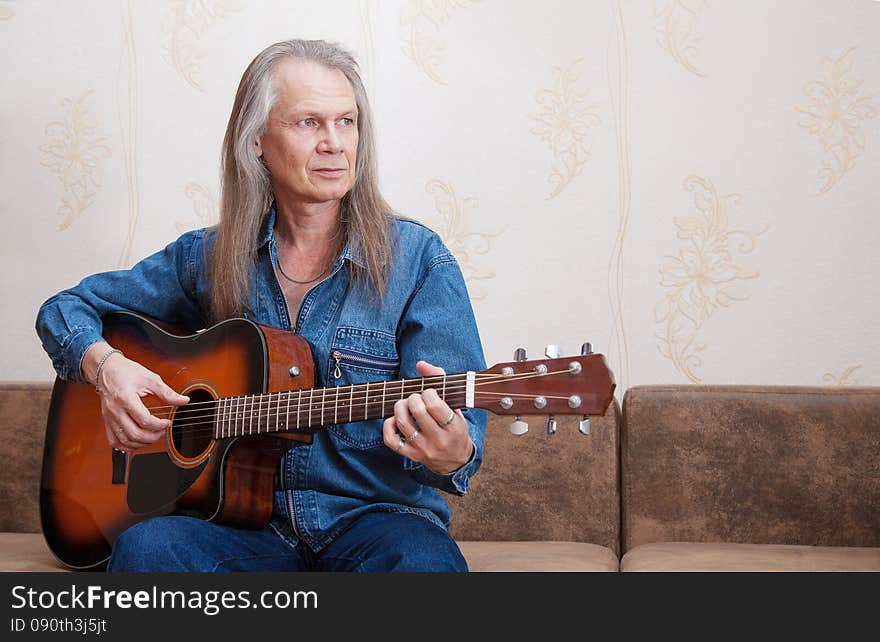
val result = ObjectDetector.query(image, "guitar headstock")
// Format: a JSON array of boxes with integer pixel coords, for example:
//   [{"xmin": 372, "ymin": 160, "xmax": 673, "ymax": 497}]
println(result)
[{"xmin": 473, "ymin": 345, "xmax": 615, "ymax": 435}]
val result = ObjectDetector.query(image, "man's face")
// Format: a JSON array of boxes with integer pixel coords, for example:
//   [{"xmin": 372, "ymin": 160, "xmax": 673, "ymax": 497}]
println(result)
[{"xmin": 256, "ymin": 58, "xmax": 359, "ymax": 207}]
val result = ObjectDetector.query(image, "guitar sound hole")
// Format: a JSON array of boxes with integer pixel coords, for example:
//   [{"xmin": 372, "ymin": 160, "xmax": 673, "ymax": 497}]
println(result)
[{"xmin": 171, "ymin": 388, "xmax": 215, "ymax": 459}]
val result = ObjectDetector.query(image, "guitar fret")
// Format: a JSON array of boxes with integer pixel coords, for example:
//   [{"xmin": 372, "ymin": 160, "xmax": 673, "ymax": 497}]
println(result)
[
  {"xmin": 209, "ymin": 374, "xmax": 487, "ymax": 438},
  {"xmin": 364, "ymin": 382, "xmax": 369, "ymax": 421}
]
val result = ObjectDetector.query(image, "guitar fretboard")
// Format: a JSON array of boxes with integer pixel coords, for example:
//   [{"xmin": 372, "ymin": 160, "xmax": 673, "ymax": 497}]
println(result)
[{"xmin": 209, "ymin": 373, "xmax": 473, "ymax": 437}]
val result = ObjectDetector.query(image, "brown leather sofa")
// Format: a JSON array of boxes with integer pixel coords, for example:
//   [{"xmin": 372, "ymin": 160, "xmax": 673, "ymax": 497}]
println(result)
[
  {"xmin": 1, "ymin": 381, "xmax": 877, "ymax": 572},
  {"xmin": 620, "ymin": 385, "xmax": 880, "ymax": 571}
]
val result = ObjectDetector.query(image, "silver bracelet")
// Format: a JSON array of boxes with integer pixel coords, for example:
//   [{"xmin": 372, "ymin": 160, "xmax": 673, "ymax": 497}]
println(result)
[{"xmin": 93, "ymin": 348, "xmax": 123, "ymax": 395}]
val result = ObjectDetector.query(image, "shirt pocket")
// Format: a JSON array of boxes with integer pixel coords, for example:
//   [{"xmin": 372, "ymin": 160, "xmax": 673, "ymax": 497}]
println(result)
[{"xmin": 326, "ymin": 327, "xmax": 400, "ymax": 449}]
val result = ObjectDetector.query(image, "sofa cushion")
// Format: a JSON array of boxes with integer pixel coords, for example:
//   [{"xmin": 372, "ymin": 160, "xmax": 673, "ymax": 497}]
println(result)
[
  {"xmin": 448, "ymin": 404, "xmax": 621, "ymax": 556},
  {"xmin": 621, "ymin": 542, "xmax": 880, "ymax": 572},
  {"xmin": 621, "ymin": 386, "xmax": 880, "ymax": 553},
  {"xmin": 0, "ymin": 532, "xmax": 70, "ymax": 572},
  {"xmin": 459, "ymin": 541, "xmax": 618, "ymax": 572}
]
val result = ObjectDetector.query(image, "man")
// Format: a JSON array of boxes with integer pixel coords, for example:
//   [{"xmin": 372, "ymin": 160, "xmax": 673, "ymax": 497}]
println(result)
[{"xmin": 36, "ymin": 39, "xmax": 487, "ymax": 572}]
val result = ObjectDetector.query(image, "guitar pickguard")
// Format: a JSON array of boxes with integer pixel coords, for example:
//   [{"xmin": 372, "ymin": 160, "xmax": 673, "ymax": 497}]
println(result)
[{"xmin": 126, "ymin": 452, "xmax": 209, "ymax": 515}]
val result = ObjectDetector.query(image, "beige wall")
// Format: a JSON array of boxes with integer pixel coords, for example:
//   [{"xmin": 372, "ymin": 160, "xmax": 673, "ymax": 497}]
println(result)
[{"xmin": 2, "ymin": 0, "xmax": 878, "ymax": 393}]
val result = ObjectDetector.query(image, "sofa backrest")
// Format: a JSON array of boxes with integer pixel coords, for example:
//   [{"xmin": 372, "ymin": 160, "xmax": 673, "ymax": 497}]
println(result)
[
  {"xmin": 448, "ymin": 403, "xmax": 621, "ymax": 555},
  {"xmin": 621, "ymin": 385, "xmax": 880, "ymax": 553},
  {"xmin": 0, "ymin": 382, "xmax": 52, "ymax": 532}
]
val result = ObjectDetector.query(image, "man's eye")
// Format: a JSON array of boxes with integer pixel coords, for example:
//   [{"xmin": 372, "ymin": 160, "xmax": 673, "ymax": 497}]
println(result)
[
  {"xmin": 338, "ymin": 117, "xmax": 354, "ymax": 126},
  {"xmin": 298, "ymin": 118, "xmax": 317, "ymax": 127}
]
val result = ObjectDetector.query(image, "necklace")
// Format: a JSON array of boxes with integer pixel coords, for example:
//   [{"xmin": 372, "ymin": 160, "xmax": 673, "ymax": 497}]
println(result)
[{"xmin": 276, "ymin": 257, "xmax": 330, "ymax": 285}]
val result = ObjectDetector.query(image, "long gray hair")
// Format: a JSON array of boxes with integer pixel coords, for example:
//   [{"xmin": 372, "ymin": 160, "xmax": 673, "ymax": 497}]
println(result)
[{"xmin": 209, "ymin": 39, "xmax": 393, "ymax": 321}]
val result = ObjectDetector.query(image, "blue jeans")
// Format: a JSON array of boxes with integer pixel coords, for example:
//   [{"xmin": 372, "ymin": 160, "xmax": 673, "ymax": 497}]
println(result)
[{"xmin": 107, "ymin": 512, "xmax": 468, "ymax": 572}]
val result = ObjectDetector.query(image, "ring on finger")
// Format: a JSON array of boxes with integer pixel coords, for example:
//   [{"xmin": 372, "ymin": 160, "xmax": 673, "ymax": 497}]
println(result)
[
  {"xmin": 396, "ymin": 437, "xmax": 406, "ymax": 452},
  {"xmin": 115, "ymin": 427, "xmax": 124, "ymax": 437},
  {"xmin": 438, "ymin": 409, "xmax": 455, "ymax": 426},
  {"xmin": 408, "ymin": 429, "xmax": 420, "ymax": 442}
]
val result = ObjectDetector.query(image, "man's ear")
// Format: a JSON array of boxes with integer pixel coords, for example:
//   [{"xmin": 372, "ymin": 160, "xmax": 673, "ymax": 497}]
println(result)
[{"xmin": 254, "ymin": 136, "xmax": 263, "ymax": 157}]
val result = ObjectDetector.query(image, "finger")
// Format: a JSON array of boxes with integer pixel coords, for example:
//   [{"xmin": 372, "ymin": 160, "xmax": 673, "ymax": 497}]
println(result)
[
  {"xmin": 127, "ymin": 396, "xmax": 172, "ymax": 432},
  {"xmin": 104, "ymin": 420, "xmax": 129, "ymax": 452},
  {"xmin": 382, "ymin": 416, "xmax": 413, "ymax": 457},
  {"xmin": 114, "ymin": 388, "xmax": 167, "ymax": 432},
  {"xmin": 152, "ymin": 375, "xmax": 189, "ymax": 407},
  {"xmin": 392, "ymin": 398, "xmax": 419, "ymax": 436},
  {"xmin": 415, "ymin": 360, "xmax": 445, "ymax": 377},
  {"xmin": 406, "ymin": 392, "xmax": 441, "ymax": 435},
  {"xmin": 115, "ymin": 411, "xmax": 162, "ymax": 448},
  {"xmin": 420, "ymin": 388, "xmax": 457, "ymax": 428}
]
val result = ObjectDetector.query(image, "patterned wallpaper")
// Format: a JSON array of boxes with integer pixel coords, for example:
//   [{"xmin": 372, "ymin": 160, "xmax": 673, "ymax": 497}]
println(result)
[{"xmin": 1, "ymin": 0, "xmax": 877, "ymax": 391}]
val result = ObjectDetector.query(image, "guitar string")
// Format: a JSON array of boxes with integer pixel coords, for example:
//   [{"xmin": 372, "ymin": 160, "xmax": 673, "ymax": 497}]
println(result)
[
  {"xmin": 154, "ymin": 368, "xmax": 579, "ymax": 427},
  {"xmin": 140, "ymin": 368, "xmax": 585, "ymax": 437},
  {"xmin": 144, "ymin": 366, "xmax": 579, "ymax": 417},
  {"xmin": 147, "ymin": 388, "xmax": 585, "ymax": 439},
  {"xmin": 149, "ymin": 368, "xmax": 571, "ymax": 423},
  {"xmin": 142, "ymin": 373, "xmax": 464, "ymax": 415}
]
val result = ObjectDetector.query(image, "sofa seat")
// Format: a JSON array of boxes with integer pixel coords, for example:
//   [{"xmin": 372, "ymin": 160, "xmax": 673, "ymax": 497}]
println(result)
[
  {"xmin": 2, "ymin": 533, "xmax": 620, "ymax": 573},
  {"xmin": 621, "ymin": 542, "xmax": 880, "ymax": 572},
  {"xmin": 459, "ymin": 541, "xmax": 619, "ymax": 572},
  {"xmin": 0, "ymin": 532, "xmax": 69, "ymax": 572}
]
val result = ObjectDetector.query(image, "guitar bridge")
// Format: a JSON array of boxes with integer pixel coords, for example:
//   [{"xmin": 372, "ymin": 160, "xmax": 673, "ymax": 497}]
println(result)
[{"xmin": 111, "ymin": 449, "xmax": 127, "ymax": 484}]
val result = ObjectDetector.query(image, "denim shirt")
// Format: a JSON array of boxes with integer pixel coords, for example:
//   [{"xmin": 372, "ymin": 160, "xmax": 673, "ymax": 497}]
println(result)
[{"xmin": 35, "ymin": 210, "xmax": 488, "ymax": 552}]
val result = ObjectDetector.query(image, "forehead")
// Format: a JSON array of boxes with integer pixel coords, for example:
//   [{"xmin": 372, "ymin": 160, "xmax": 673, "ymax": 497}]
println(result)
[{"xmin": 271, "ymin": 58, "xmax": 357, "ymax": 113}]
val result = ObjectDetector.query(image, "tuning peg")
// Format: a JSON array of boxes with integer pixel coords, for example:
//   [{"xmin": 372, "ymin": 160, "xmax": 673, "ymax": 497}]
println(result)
[
  {"xmin": 544, "ymin": 345, "xmax": 562, "ymax": 359},
  {"xmin": 509, "ymin": 416, "xmax": 529, "ymax": 436},
  {"xmin": 514, "ymin": 348, "xmax": 527, "ymax": 362},
  {"xmin": 546, "ymin": 415, "xmax": 557, "ymax": 435},
  {"xmin": 581, "ymin": 342, "xmax": 593, "ymax": 355},
  {"xmin": 578, "ymin": 416, "xmax": 591, "ymax": 435}
]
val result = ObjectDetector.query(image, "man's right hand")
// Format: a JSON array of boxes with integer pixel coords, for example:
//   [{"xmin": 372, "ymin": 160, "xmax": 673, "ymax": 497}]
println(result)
[{"xmin": 83, "ymin": 342, "xmax": 190, "ymax": 451}]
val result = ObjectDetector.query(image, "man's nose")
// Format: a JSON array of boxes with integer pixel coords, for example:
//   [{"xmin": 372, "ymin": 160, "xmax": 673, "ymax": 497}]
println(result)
[{"xmin": 317, "ymin": 125, "xmax": 343, "ymax": 153}]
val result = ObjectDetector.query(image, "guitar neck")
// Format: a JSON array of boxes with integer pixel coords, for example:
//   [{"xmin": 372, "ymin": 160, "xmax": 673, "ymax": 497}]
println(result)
[{"xmin": 210, "ymin": 373, "xmax": 473, "ymax": 438}]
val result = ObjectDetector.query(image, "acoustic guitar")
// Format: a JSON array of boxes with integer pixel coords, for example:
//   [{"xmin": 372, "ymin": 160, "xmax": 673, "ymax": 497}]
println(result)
[{"xmin": 40, "ymin": 311, "xmax": 615, "ymax": 570}]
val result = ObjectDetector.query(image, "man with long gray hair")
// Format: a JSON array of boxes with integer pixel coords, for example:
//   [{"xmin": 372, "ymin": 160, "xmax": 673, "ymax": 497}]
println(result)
[{"xmin": 36, "ymin": 38, "xmax": 486, "ymax": 571}]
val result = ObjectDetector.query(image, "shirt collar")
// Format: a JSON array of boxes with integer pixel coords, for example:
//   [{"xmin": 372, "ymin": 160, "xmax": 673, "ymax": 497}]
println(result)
[{"xmin": 258, "ymin": 204, "xmax": 365, "ymax": 268}]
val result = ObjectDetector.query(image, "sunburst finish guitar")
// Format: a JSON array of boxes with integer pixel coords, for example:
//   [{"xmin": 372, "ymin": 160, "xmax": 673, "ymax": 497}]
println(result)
[{"xmin": 40, "ymin": 311, "xmax": 615, "ymax": 570}]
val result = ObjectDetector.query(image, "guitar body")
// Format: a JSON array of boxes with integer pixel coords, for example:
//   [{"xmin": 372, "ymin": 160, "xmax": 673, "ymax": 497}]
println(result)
[{"xmin": 40, "ymin": 312, "xmax": 315, "ymax": 570}]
